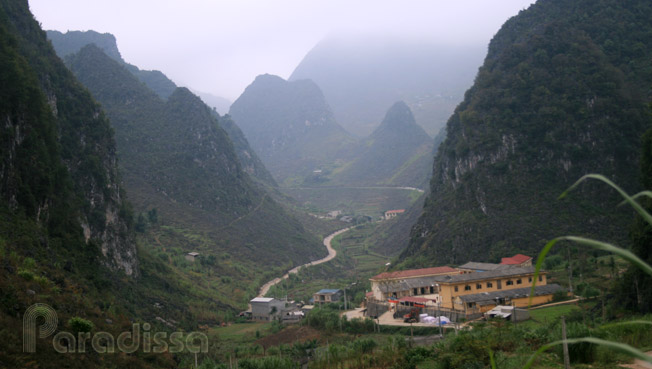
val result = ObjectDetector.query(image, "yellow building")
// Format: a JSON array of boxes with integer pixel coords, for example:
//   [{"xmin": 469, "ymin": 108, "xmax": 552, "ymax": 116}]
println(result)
[
  {"xmin": 431, "ymin": 266, "xmax": 551, "ymax": 310},
  {"xmin": 369, "ymin": 266, "xmax": 459, "ymax": 301}
]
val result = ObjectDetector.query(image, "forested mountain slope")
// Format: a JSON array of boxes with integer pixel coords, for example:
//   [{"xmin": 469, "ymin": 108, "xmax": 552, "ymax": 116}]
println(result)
[
  {"xmin": 65, "ymin": 44, "xmax": 324, "ymax": 275},
  {"xmin": 229, "ymin": 74, "xmax": 357, "ymax": 185},
  {"xmin": 0, "ymin": 0, "xmax": 137, "ymax": 276},
  {"xmin": 400, "ymin": 0, "xmax": 652, "ymax": 267},
  {"xmin": 330, "ymin": 101, "xmax": 433, "ymax": 188},
  {"xmin": 48, "ymin": 30, "xmax": 274, "ymax": 186}
]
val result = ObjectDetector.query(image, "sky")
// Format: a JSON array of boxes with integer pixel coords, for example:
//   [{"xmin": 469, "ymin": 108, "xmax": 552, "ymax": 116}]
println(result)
[{"xmin": 29, "ymin": 0, "xmax": 535, "ymax": 102}]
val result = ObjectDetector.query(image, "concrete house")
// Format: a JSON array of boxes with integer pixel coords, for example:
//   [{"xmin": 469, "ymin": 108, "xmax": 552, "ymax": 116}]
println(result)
[
  {"xmin": 313, "ymin": 289, "xmax": 343, "ymax": 305},
  {"xmin": 430, "ymin": 266, "xmax": 558, "ymax": 312},
  {"xmin": 500, "ymin": 254, "xmax": 533, "ymax": 267},
  {"xmin": 384, "ymin": 209, "xmax": 405, "ymax": 220},
  {"xmin": 369, "ymin": 266, "xmax": 459, "ymax": 301},
  {"xmin": 185, "ymin": 252, "xmax": 200, "ymax": 262},
  {"xmin": 250, "ymin": 297, "xmax": 286, "ymax": 321}
]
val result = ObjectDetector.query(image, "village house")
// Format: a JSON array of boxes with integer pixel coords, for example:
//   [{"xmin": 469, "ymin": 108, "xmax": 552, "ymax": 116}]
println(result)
[
  {"xmin": 457, "ymin": 261, "xmax": 512, "ymax": 274},
  {"xmin": 369, "ymin": 266, "xmax": 459, "ymax": 301},
  {"xmin": 250, "ymin": 297, "xmax": 286, "ymax": 321},
  {"xmin": 384, "ymin": 209, "xmax": 405, "ymax": 220},
  {"xmin": 313, "ymin": 289, "xmax": 343, "ymax": 305},
  {"xmin": 500, "ymin": 254, "xmax": 533, "ymax": 267},
  {"xmin": 430, "ymin": 266, "xmax": 557, "ymax": 312},
  {"xmin": 185, "ymin": 252, "xmax": 200, "ymax": 262}
]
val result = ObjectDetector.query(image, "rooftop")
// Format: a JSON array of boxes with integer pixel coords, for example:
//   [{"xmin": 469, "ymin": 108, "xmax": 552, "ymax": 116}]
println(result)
[
  {"xmin": 431, "ymin": 266, "xmax": 540, "ymax": 284},
  {"xmin": 385, "ymin": 209, "xmax": 405, "ymax": 214},
  {"xmin": 250, "ymin": 297, "xmax": 275, "ymax": 303},
  {"xmin": 187, "ymin": 252, "xmax": 199, "ymax": 256},
  {"xmin": 398, "ymin": 296, "xmax": 432, "ymax": 304},
  {"xmin": 316, "ymin": 289, "xmax": 341, "ymax": 294},
  {"xmin": 500, "ymin": 254, "xmax": 532, "ymax": 265},
  {"xmin": 459, "ymin": 284, "xmax": 563, "ymax": 303},
  {"xmin": 371, "ymin": 266, "xmax": 458, "ymax": 280},
  {"xmin": 458, "ymin": 262, "xmax": 512, "ymax": 271}
]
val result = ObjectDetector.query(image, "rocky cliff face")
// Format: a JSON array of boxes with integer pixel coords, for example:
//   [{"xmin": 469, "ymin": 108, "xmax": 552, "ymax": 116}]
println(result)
[
  {"xmin": 399, "ymin": 0, "xmax": 652, "ymax": 267},
  {"xmin": 0, "ymin": 0, "xmax": 137, "ymax": 276}
]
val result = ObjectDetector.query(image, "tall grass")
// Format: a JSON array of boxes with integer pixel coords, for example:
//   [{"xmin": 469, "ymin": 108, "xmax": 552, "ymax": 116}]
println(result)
[{"xmin": 525, "ymin": 174, "xmax": 652, "ymax": 368}]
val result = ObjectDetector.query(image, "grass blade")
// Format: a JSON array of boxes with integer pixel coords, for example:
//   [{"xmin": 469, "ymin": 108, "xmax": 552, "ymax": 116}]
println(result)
[
  {"xmin": 522, "ymin": 337, "xmax": 652, "ymax": 369},
  {"xmin": 560, "ymin": 174, "xmax": 652, "ymax": 226},
  {"xmin": 530, "ymin": 236, "xmax": 652, "ymax": 305}
]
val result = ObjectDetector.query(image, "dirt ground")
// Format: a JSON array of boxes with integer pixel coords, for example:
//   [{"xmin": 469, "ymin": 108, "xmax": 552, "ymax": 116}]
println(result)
[
  {"xmin": 255, "ymin": 325, "xmax": 324, "ymax": 348},
  {"xmin": 619, "ymin": 351, "xmax": 652, "ymax": 369}
]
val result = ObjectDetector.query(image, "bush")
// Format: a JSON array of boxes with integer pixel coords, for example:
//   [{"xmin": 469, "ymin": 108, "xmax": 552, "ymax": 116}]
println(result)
[
  {"xmin": 68, "ymin": 317, "xmax": 94, "ymax": 334},
  {"xmin": 18, "ymin": 269, "xmax": 34, "ymax": 281}
]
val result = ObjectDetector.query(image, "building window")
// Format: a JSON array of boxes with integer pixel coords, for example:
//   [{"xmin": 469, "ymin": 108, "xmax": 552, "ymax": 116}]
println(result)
[
  {"xmin": 516, "ymin": 279, "xmax": 522, "ymax": 284},
  {"xmin": 430, "ymin": 286, "xmax": 434, "ymax": 294},
  {"xmin": 467, "ymin": 302, "xmax": 473, "ymax": 308},
  {"xmin": 528, "ymin": 277, "xmax": 532, "ymax": 282},
  {"xmin": 539, "ymin": 275, "xmax": 544, "ymax": 282},
  {"xmin": 421, "ymin": 287, "xmax": 426, "ymax": 295},
  {"xmin": 413, "ymin": 288, "xmax": 418, "ymax": 295},
  {"xmin": 454, "ymin": 286, "xmax": 459, "ymax": 292},
  {"xmin": 476, "ymin": 283, "xmax": 482, "ymax": 289},
  {"xmin": 487, "ymin": 282, "xmax": 493, "ymax": 288},
  {"xmin": 506, "ymin": 280, "xmax": 514, "ymax": 286},
  {"xmin": 464, "ymin": 285, "xmax": 471, "ymax": 291}
]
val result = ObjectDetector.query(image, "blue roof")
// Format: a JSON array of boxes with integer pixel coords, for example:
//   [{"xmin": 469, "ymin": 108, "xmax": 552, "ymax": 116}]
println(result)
[{"xmin": 317, "ymin": 289, "xmax": 341, "ymax": 294}]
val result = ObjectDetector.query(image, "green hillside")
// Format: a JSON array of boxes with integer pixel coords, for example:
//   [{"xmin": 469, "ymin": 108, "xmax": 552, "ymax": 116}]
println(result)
[
  {"xmin": 329, "ymin": 101, "xmax": 433, "ymax": 188},
  {"xmin": 64, "ymin": 44, "xmax": 325, "ymax": 281},
  {"xmin": 400, "ymin": 0, "xmax": 652, "ymax": 267},
  {"xmin": 47, "ymin": 30, "xmax": 275, "ymax": 187},
  {"xmin": 229, "ymin": 74, "xmax": 359, "ymax": 185}
]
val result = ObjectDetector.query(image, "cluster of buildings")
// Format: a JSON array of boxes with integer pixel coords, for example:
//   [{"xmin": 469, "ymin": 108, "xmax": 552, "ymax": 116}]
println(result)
[
  {"xmin": 368, "ymin": 254, "xmax": 563, "ymax": 320},
  {"xmin": 247, "ymin": 289, "xmax": 347, "ymax": 322},
  {"xmin": 247, "ymin": 253, "xmax": 563, "ymax": 324}
]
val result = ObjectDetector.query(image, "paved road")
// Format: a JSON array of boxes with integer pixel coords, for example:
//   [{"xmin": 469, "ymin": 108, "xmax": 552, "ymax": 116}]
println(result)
[{"xmin": 257, "ymin": 227, "xmax": 352, "ymax": 297}]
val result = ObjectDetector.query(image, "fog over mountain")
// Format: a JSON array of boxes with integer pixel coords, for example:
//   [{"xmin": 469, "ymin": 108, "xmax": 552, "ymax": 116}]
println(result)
[{"xmin": 290, "ymin": 36, "xmax": 485, "ymax": 137}]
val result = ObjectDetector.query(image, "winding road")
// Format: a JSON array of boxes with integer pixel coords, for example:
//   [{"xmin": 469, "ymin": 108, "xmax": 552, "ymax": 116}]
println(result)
[{"xmin": 257, "ymin": 227, "xmax": 352, "ymax": 297}]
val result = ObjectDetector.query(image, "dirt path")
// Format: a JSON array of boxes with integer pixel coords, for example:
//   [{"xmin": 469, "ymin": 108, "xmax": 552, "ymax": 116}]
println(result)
[
  {"xmin": 257, "ymin": 227, "xmax": 351, "ymax": 297},
  {"xmin": 620, "ymin": 351, "xmax": 652, "ymax": 369}
]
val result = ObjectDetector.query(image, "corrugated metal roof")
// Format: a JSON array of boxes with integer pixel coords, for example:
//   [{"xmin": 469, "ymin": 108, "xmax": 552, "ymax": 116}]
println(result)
[
  {"xmin": 250, "ymin": 297, "xmax": 275, "ymax": 303},
  {"xmin": 316, "ymin": 289, "xmax": 341, "ymax": 294},
  {"xmin": 376, "ymin": 275, "xmax": 442, "ymax": 293},
  {"xmin": 459, "ymin": 284, "xmax": 563, "ymax": 303},
  {"xmin": 457, "ymin": 262, "xmax": 511, "ymax": 271},
  {"xmin": 432, "ymin": 266, "xmax": 538, "ymax": 284},
  {"xmin": 371, "ymin": 266, "xmax": 457, "ymax": 280},
  {"xmin": 501, "ymin": 254, "xmax": 532, "ymax": 265},
  {"xmin": 399, "ymin": 296, "xmax": 432, "ymax": 303}
]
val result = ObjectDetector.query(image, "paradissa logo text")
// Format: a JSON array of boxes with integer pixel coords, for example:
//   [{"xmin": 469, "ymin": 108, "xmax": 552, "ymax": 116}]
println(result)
[{"xmin": 23, "ymin": 303, "xmax": 208, "ymax": 354}]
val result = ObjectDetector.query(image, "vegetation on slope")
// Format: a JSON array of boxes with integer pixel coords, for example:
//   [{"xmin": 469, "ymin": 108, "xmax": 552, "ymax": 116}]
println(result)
[{"xmin": 401, "ymin": 0, "xmax": 652, "ymax": 267}]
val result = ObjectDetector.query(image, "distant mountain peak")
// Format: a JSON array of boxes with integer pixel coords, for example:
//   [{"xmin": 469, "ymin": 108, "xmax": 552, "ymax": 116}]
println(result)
[
  {"xmin": 379, "ymin": 101, "xmax": 416, "ymax": 128},
  {"xmin": 372, "ymin": 101, "xmax": 429, "ymax": 140},
  {"xmin": 47, "ymin": 30, "xmax": 123, "ymax": 62}
]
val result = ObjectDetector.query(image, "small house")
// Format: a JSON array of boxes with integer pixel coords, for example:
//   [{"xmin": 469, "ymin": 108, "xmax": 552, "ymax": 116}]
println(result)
[
  {"xmin": 313, "ymin": 289, "xmax": 343, "ymax": 305},
  {"xmin": 384, "ymin": 209, "xmax": 405, "ymax": 220},
  {"xmin": 500, "ymin": 254, "xmax": 533, "ymax": 267},
  {"xmin": 250, "ymin": 297, "xmax": 286, "ymax": 321},
  {"xmin": 185, "ymin": 252, "xmax": 200, "ymax": 262}
]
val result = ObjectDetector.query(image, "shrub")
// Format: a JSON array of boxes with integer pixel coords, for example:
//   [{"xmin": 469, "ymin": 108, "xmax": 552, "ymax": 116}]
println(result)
[
  {"xmin": 18, "ymin": 269, "xmax": 34, "ymax": 281},
  {"xmin": 68, "ymin": 317, "xmax": 94, "ymax": 334}
]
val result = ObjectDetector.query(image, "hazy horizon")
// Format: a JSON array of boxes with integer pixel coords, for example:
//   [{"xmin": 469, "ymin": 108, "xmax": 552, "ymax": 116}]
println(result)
[{"xmin": 29, "ymin": 0, "xmax": 535, "ymax": 101}]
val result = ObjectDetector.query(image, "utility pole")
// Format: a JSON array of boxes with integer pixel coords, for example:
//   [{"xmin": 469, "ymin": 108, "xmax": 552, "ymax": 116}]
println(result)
[
  {"xmin": 437, "ymin": 302, "xmax": 443, "ymax": 337},
  {"xmin": 567, "ymin": 248, "xmax": 574, "ymax": 295},
  {"xmin": 561, "ymin": 316, "xmax": 571, "ymax": 369}
]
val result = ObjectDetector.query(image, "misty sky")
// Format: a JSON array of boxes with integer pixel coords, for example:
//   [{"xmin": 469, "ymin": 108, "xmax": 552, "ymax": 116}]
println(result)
[{"xmin": 29, "ymin": 0, "xmax": 535, "ymax": 101}]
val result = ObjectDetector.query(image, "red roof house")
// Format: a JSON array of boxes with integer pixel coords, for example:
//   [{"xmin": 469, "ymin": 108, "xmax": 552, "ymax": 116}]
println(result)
[{"xmin": 500, "ymin": 254, "xmax": 533, "ymax": 267}]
